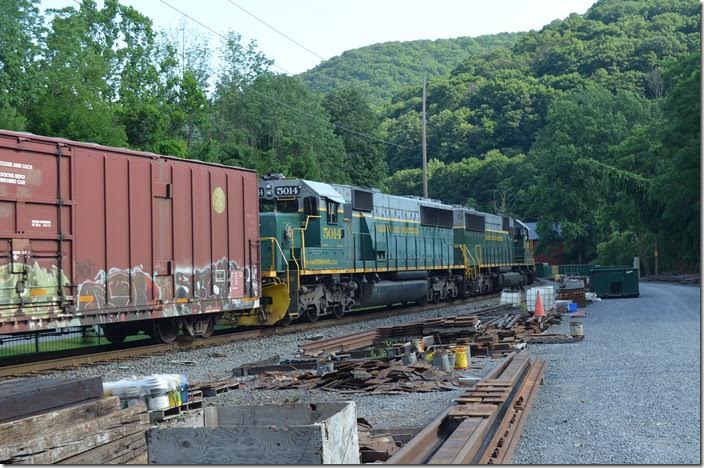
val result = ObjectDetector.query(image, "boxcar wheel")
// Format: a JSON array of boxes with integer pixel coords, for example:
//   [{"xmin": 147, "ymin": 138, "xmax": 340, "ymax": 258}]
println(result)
[
  {"xmin": 332, "ymin": 305, "xmax": 345, "ymax": 319},
  {"xmin": 305, "ymin": 307, "xmax": 319, "ymax": 323},
  {"xmin": 152, "ymin": 318, "xmax": 179, "ymax": 344}
]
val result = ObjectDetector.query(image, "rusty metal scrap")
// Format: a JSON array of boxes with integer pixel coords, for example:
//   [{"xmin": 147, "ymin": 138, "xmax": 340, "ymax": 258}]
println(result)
[
  {"xmin": 357, "ymin": 418, "xmax": 401, "ymax": 462},
  {"xmin": 246, "ymin": 359, "xmax": 460, "ymax": 394},
  {"xmin": 298, "ymin": 330, "xmax": 379, "ymax": 357},
  {"xmin": 298, "ymin": 303, "xmax": 563, "ymax": 360},
  {"xmin": 526, "ymin": 333, "xmax": 584, "ymax": 344}
]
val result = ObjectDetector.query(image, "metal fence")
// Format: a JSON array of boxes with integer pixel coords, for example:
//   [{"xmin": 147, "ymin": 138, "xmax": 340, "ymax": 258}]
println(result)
[
  {"xmin": 0, "ymin": 326, "xmax": 151, "ymax": 361},
  {"xmin": 0, "ymin": 323, "xmax": 239, "ymax": 362}
]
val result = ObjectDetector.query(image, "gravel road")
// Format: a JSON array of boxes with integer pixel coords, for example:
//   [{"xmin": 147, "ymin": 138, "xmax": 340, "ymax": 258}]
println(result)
[{"xmin": 513, "ymin": 282, "xmax": 701, "ymax": 464}]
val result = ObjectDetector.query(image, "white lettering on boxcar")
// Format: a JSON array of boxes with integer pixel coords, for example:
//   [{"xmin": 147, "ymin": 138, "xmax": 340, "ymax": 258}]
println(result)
[
  {"xmin": 0, "ymin": 160, "xmax": 32, "ymax": 185},
  {"xmin": 31, "ymin": 220, "xmax": 51, "ymax": 228},
  {"xmin": 0, "ymin": 160, "xmax": 32, "ymax": 170}
]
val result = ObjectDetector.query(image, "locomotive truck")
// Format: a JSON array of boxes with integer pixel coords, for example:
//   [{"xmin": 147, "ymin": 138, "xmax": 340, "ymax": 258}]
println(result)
[{"xmin": 0, "ymin": 130, "xmax": 534, "ymax": 345}]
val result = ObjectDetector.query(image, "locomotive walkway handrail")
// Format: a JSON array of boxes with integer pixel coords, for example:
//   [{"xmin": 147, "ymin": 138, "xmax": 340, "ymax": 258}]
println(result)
[
  {"xmin": 455, "ymin": 243, "xmax": 480, "ymax": 279},
  {"xmin": 260, "ymin": 236, "xmax": 291, "ymax": 293}
]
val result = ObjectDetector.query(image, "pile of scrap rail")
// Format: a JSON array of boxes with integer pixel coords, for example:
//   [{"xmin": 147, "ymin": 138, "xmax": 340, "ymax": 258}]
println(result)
[
  {"xmin": 299, "ymin": 303, "xmax": 561, "ymax": 359},
  {"xmin": 386, "ymin": 351, "xmax": 545, "ymax": 464},
  {"xmin": 0, "ymin": 377, "xmax": 149, "ymax": 464},
  {"xmin": 245, "ymin": 358, "xmax": 461, "ymax": 394}
]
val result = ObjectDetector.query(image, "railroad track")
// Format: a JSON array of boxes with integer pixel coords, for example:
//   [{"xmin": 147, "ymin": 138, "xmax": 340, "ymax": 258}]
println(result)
[{"xmin": 0, "ymin": 294, "xmax": 499, "ymax": 378}]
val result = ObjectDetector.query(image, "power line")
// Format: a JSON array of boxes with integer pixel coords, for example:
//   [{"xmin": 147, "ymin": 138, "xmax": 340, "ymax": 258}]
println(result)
[
  {"xmin": 221, "ymin": 0, "xmax": 384, "ymax": 120},
  {"xmin": 158, "ymin": 0, "xmax": 415, "ymax": 150},
  {"xmin": 158, "ymin": 0, "xmax": 292, "ymax": 75},
  {"xmin": 224, "ymin": 0, "xmax": 326, "ymax": 62}
]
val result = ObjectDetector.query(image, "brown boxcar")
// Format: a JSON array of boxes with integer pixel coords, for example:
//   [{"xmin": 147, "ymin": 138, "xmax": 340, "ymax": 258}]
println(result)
[{"xmin": 0, "ymin": 130, "xmax": 260, "ymax": 342}]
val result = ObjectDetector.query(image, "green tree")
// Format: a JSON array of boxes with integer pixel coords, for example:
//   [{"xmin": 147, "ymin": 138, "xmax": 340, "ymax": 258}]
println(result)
[
  {"xmin": 29, "ymin": 0, "xmax": 128, "ymax": 145},
  {"xmin": 210, "ymin": 33, "xmax": 348, "ymax": 181},
  {"xmin": 648, "ymin": 53, "xmax": 700, "ymax": 269},
  {"xmin": 528, "ymin": 83, "xmax": 657, "ymax": 262},
  {"xmin": 0, "ymin": 0, "xmax": 44, "ymax": 130},
  {"xmin": 323, "ymin": 87, "xmax": 387, "ymax": 188}
]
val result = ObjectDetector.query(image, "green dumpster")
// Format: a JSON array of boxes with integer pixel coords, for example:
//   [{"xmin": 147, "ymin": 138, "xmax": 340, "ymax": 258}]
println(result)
[
  {"xmin": 558, "ymin": 264, "xmax": 593, "ymax": 277},
  {"xmin": 588, "ymin": 266, "xmax": 639, "ymax": 298},
  {"xmin": 535, "ymin": 263, "xmax": 552, "ymax": 278}
]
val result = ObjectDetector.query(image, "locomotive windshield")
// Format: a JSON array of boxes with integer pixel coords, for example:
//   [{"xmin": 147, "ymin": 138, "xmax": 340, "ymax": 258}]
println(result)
[{"xmin": 259, "ymin": 198, "xmax": 298, "ymax": 213}]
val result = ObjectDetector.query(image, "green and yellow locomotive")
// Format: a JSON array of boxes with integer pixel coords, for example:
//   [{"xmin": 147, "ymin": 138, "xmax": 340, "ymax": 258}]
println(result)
[{"xmin": 250, "ymin": 175, "xmax": 534, "ymax": 325}]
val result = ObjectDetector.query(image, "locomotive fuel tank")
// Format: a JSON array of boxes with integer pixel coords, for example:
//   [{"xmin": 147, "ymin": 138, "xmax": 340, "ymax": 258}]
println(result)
[
  {"xmin": 499, "ymin": 272, "xmax": 523, "ymax": 288},
  {"xmin": 357, "ymin": 279, "xmax": 428, "ymax": 307}
]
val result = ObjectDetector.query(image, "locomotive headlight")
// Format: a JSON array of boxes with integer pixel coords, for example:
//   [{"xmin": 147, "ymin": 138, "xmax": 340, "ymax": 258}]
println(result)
[{"xmin": 264, "ymin": 183, "xmax": 273, "ymax": 198}]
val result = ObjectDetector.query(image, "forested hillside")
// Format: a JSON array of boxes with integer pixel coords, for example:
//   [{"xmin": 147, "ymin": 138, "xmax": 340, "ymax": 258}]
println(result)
[
  {"xmin": 0, "ymin": 0, "xmax": 699, "ymax": 271},
  {"xmin": 299, "ymin": 33, "xmax": 522, "ymax": 104},
  {"xmin": 381, "ymin": 0, "xmax": 700, "ymax": 271}
]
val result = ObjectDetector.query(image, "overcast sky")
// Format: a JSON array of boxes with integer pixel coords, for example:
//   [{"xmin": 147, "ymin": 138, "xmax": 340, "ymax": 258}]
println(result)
[{"xmin": 40, "ymin": 0, "xmax": 597, "ymax": 75}]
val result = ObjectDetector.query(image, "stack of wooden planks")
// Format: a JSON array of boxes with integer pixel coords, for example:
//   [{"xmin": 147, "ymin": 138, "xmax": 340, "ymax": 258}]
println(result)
[
  {"xmin": 247, "ymin": 359, "xmax": 459, "ymax": 394},
  {"xmin": 0, "ymin": 377, "xmax": 150, "ymax": 464},
  {"xmin": 557, "ymin": 287, "xmax": 588, "ymax": 307}
]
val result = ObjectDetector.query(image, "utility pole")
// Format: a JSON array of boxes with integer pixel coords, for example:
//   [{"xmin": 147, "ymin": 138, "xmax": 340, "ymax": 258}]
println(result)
[
  {"xmin": 181, "ymin": 25, "xmax": 186, "ymax": 76},
  {"xmin": 421, "ymin": 74, "xmax": 428, "ymax": 198}
]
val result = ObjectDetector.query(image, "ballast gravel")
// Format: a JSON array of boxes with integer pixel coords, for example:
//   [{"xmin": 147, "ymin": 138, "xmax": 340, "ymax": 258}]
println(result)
[
  {"xmin": 512, "ymin": 282, "xmax": 700, "ymax": 464},
  {"xmin": 40, "ymin": 296, "xmax": 499, "ymax": 383}
]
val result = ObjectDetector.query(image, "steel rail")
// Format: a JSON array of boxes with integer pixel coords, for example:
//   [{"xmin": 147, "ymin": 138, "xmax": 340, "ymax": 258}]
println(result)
[
  {"xmin": 386, "ymin": 352, "xmax": 545, "ymax": 465},
  {"xmin": 0, "ymin": 294, "xmax": 499, "ymax": 377},
  {"xmin": 479, "ymin": 358, "xmax": 545, "ymax": 464}
]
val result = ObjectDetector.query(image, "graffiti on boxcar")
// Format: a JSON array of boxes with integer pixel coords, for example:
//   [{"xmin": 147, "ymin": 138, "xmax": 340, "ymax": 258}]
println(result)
[
  {"xmin": 76, "ymin": 257, "xmax": 258, "ymax": 317},
  {"xmin": 0, "ymin": 261, "xmax": 69, "ymax": 318},
  {"xmin": 76, "ymin": 265, "xmax": 154, "ymax": 312}
]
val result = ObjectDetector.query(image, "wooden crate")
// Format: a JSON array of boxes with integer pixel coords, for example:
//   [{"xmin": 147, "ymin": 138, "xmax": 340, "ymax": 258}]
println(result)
[{"xmin": 147, "ymin": 402, "xmax": 359, "ymax": 464}]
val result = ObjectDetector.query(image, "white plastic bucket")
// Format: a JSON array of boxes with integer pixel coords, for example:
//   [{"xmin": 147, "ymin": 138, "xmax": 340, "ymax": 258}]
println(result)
[{"xmin": 146, "ymin": 394, "xmax": 170, "ymax": 411}]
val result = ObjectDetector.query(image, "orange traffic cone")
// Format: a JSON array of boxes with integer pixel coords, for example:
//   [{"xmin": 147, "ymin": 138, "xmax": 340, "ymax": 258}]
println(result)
[{"xmin": 534, "ymin": 291, "xmax": 545, "ymax": 318}]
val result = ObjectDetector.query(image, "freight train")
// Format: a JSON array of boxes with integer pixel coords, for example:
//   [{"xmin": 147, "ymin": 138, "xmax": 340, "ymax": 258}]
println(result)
[{"xmin": 0, "ymin": 130, "xmax": 534, "ymax": 344}]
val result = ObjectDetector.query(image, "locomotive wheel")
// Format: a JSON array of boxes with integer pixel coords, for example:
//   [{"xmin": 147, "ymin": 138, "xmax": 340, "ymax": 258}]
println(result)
[
  {"xmin": 332, "ymin": 305, "xmax": 345, "ymax": 319},
  {"xmin": 102, "ymin": 324, "xmax": 127, "ymax": 344},
  {"xmin": 305, "ymin": 307, "xmax": 319, "ymax": 323},
  {"xmin": 152, "ymin": 318, "xmax": 179, "ymax": 344}
]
